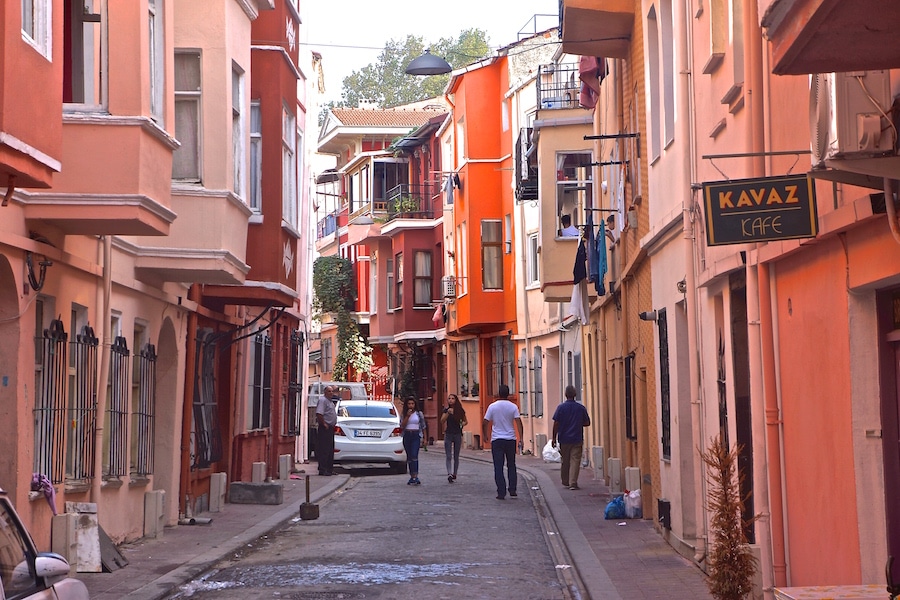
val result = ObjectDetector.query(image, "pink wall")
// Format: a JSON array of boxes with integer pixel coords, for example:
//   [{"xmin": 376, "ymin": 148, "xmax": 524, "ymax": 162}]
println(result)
[{"xmin": 775, "ymin": 235, "xmax": 861, "ymax": 583}]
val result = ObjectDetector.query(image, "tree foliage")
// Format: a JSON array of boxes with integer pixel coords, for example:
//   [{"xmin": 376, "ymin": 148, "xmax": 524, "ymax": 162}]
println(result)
[
  {"xmin": 339, "ymin": 29, "xmax": 491, "ymax": 109},
  {"xmin": 312, "ymin": 256, "xmax": 372, "ymax": 381}
]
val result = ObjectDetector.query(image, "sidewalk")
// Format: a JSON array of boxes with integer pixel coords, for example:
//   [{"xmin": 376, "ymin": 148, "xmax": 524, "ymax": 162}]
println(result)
[{"xmin": 75, "ymin": 452, "xmax": 712, "ymax": 600}]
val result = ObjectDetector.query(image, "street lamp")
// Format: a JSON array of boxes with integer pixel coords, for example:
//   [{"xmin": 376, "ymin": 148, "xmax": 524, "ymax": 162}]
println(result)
[{"xmin": 405, "ymin": 49, "xmax": 452, "ymax": 76}]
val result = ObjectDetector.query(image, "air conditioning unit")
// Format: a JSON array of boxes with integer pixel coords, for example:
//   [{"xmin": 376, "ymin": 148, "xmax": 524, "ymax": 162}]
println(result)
[
  {"xmin": 441, "ymin": 275, "xmax": 457, "ymax": 298},
  {"xmin": 810, "ymin": 70, "xmax": 894, "ymax": 166}
]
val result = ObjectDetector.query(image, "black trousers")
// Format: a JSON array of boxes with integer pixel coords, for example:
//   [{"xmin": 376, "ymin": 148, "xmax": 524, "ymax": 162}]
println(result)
[{"xmin": 316, "ymin": 426, "xmax": 335, "ymax": 474}]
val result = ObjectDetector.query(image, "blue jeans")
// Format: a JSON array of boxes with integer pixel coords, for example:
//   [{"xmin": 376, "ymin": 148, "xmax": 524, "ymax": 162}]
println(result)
[
  {"xmin": 403, "ymin": 430, "xmax": 421, "ymax": 477},
  {"xmin": 491, "ymin": 438, "xmax": 517, "ymax": 498},
  {"xmin": 444, "ymin": 432, "xmax": 462, "ymax": 476}
]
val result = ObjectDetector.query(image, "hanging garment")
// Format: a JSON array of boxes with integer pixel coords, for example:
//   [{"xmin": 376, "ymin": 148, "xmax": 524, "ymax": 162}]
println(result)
[
  {"xmin": 573, "ymin": 237, "xmax": 587, "ymax": 284},
  {"xmin": 578, "ymin": 56, "xmax": 607, "ymax": 109},
  {"xmin": 596, "ymin": 219, "xmax": 608, "ymax": 296},
  {"xmin": 568, "ymin": 279, "xmax": 590, "ymax": 325},
  {"xmin": 587, "ymin": 210, "xmax": 598, "ymax": 288}
]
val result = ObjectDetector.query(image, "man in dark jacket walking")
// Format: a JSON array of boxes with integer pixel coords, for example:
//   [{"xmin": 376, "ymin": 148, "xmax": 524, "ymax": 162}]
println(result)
[{"xmin": 552, "ymin": 385, "xmax": 591, "ymax": 490}]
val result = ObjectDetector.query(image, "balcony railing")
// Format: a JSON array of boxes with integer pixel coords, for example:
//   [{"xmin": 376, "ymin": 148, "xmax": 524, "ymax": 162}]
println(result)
[
  {"xmin": 536, "ymin": 63, "xmax": 581, "ymax": 110},
  {"xmin": 386, "ymin": 184, "xmax": 441, "ymax": 221}
]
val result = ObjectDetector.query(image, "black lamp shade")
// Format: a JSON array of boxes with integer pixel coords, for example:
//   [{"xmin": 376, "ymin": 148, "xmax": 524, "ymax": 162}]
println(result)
[{"xmin": 405, "ymin": 50, "xmax": 452, "ymax": 76}]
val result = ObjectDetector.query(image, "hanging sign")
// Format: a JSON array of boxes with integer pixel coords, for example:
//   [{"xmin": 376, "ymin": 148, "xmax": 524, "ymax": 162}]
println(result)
[{"xmin": 703, "ymin": 174, "xmax": 818, "ymax": 246}]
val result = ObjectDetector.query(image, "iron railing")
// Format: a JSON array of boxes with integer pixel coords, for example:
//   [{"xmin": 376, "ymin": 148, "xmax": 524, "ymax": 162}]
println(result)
[
  {"xmin": 106, "ymin": 336, "xmax": 130, "ymax": 478},
  {"xmin": 67, "ymin": 325, "xmax": 98, "ymax": 482},
  {"xmin": 536, "ymin": 63, "xmax": 581, "ymax": 110},
  {"xmin": 386, "ymin": 183, "xmax": 442, "ymax": 221},
  {"xmin": 131, "ymin": 343, "xmax": 156, "ymax": 476},
  {"xmin": 34, "ymin": 319, "xmax": 68, "ymax": 484}
]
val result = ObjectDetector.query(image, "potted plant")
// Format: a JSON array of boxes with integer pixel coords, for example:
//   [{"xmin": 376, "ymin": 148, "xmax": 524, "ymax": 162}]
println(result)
[
  {"xmin": 394, "ymin": 195, "xmax": 420, "ymax": 215},
  {"xmin": 459, "ymin": 372, "xmax": 468, "ymax": 397}
]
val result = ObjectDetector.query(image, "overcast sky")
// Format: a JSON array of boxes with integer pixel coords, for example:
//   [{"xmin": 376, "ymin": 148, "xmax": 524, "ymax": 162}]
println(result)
[{"xmin": 303, "ymin": 0, "xmax": 559, "ymax": 104}]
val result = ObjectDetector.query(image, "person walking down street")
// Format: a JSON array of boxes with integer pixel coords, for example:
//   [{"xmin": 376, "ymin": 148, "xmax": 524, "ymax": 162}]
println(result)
[
  {"xmin": 552, "ymin": 385, "xmax": 592, "ymax": 490},
  {"xmin": 315, "ymin": 385, "xmax": 338, "ymax": 476},
  {"xmin": 441, "ymin": 394, "xmax": 467, "ymax": 482},
  {"xmin": 400, "ymin": 396, "xmax": 425, "ymax": 485},
  {"xmin": 482, "ymin": 384, "xmax": 523, "ymax": 499}
]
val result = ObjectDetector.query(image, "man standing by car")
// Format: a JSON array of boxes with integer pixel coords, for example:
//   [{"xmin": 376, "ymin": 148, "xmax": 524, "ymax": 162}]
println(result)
[
  {"xmin": 316, "ymin": 386, "xmax": 338, "ymax": 476},
  {"xmin": 552, "ymin": 385, "xmax": 591, "ymax": 490},
  {"xmin": 482, "ymin": 384, "xmax": 523, "ymax": 499}
]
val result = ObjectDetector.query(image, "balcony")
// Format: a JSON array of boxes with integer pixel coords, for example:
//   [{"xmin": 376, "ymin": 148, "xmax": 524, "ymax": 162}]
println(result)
[
  {"xmin": 317, "ymin": 211, "xmax": 338, "ymax": 240},
  {"xmin": 559, "ymin": 0, "xmax": 634, "ymax": 59},
  {"xmin": 536, "ymin": 63, "xmax": 581, "ymax": 110},
  {"xmin": 385, "ymin": 184, "xmax": 441, "ymax": 222},
  {"xmin": 761, "ymin": 0, "xmax": 900, "ymax": 75}
]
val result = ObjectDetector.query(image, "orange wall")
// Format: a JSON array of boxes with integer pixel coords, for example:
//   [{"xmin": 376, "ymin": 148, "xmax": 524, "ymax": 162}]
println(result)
[{"xmin": 774, "ymin": 234, "xmax": 861, "ymax": 583}]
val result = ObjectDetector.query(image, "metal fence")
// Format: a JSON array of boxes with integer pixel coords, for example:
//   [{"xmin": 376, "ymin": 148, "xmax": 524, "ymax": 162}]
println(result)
[
  {"xmin": 34, "ymin": 319, "xmax": 68, "ymax": 484},
  {"xmin": 67, "ymin": 325, "xmax": 98, "ymax": 482},
  {"xmin": 131, "ymin": 343, "xmax": 156, "ymax": 476}
]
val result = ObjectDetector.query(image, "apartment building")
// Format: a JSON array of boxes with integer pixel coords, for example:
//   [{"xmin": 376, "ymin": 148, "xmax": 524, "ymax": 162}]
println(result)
[{"xmin": 0, "ymin": 0, "xmax": 312, "ymax": 550}]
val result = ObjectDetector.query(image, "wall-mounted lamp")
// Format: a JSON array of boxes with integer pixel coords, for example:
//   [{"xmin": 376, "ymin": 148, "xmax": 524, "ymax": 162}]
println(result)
[
  {"xmin": 405, "ymin": 49, "xmax": 452, "ymax": 76},
  {"xmin": 676, "ymin": 279, "xmax": 687, "ymax": 294},
  {"xmin": 638, "ymin": 310, "xmax": 657, "ymax": 322}
]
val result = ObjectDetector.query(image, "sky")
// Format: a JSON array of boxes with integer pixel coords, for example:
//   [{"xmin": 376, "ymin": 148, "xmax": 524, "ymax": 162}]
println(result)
[{"xmin": 303, "ymin": 0, "xmax": 559, "ymax": 105}]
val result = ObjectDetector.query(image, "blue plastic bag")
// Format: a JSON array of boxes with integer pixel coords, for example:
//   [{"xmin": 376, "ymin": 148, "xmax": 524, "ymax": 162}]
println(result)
[{"xmin": 604, "ymin": 495, "xmax": 626, "ymax": 520}]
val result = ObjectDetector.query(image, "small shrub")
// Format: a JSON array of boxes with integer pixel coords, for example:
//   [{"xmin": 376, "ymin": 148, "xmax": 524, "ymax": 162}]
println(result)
[{"xmin": 700, "ymin": 435, "xmax": 758, "ymax": 600}]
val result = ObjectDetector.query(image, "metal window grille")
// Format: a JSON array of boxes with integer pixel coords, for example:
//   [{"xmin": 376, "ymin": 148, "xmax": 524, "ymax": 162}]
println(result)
[
  {"xmin": 658, "ymin": 309, "xmax": 671, "ymax": 459},
  {"xmin": 517, "ymin": 350, "xmax": 529, "ymax": 416},
  {"xmin": 251, "ymin": 333, "xmax": 272, "ymax": 430},
  {"xmin": 34, "ymin": 319, "xmax": 68, "ymax": 484},
  {"xmin": 131, "ymin": 343, "xmax": 156, "ymax": 476},
  {"xmin": 488, "ymin": 336, "xmax": 515, "ymax": 397},
  {"xmin": 716, "ymin": 330, "xmax": 729, "ymax": 450},
  {"xmin": 67, "ymin": 325, "xmax": 98, "ymax": 481},
  {"xmin": 284, "ymin": 331, "xmax": 302, "ymax": 436},
  {"xmin": 193, "ymin": 329, "xmax": 223, "ymax": 468},
  {"xmin": 105, "ymin": 336, "xmax": 130, "ymax": 477},
  {"xmin": 625, "ymin": 354, "xmax": 636, "ymax": 440},
  {"xmin": 533, "ymin": 348, "xmax": 544, "ymax": 417}
]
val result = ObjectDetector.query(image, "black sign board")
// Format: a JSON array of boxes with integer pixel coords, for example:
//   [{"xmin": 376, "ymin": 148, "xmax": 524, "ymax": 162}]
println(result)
[{"xmin": 703, "ymin": 175, "xmax": 818, "ymax": 246}]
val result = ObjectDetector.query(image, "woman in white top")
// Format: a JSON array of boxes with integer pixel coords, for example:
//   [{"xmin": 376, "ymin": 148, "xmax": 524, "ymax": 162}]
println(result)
[{"xmin": 400, "ymin": 396, "xmax": 425, "ymax": 485}]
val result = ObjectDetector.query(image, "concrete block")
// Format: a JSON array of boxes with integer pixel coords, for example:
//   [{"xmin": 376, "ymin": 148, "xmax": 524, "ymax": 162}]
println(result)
[
  {"xmin": 64, "ymin": 501, "xmax": 101, "ymax": 573},
  {"xmin": 143, "ymin": 490, "xmax": 165, "ymax": 539},
  {"xmin": 229, "ymin": 481, "xmax": 284, "ymax": 505},
  {"xmin": 607, "ymin": 457, "xmax": 622, "ymax": 494},
  {"xmin": 592, "ymin": 446, "xmax": 605, "ymax": 481},
  {"xmin": 209, "ymin": 472, "xmax": 227, "ymax": 512},
  {"xmin": 251, "ymin": 462, "xmax": 267, "ymax": 483},
  {"xmin": 625, "ymin": 467, "xmax": 641, "ymax": 492},
  {"xmin": 278, "ymin": 454, "xmax": 292, "ymax": 481},
  {"xmin": 51, "ymin": 513, "xmax": 78, "ymax": 573}
]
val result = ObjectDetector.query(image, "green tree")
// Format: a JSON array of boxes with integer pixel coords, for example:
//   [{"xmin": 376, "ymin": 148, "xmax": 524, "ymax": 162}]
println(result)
[
  {"xmin": 312, "ymin": 256, "xmax": 372, "ymax": 381},
  {"xmin": 339, "ymin": 29, "xmax": 490, "ymax": 109}
]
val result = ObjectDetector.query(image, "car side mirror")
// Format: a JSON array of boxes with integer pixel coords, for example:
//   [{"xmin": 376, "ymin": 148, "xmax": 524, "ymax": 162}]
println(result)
[{"xmin": 35, "ymin": 552, "xmax": 72, "ymax": 584}]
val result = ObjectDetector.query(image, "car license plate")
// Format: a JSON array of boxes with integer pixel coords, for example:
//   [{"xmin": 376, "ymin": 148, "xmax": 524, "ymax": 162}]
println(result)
[{"xmin": 356, "ymin": 429, "xmax": 381, "ymax": 438}]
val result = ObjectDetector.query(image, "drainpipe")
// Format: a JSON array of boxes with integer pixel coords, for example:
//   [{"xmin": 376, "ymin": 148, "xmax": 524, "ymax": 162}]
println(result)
[
  {"xmin": 91, "ymin": 235, "xmax": 112, "ymax": 503},
  {"xmin": 744, "ymin": 0, "xmax": 782, "ymax": 593},
  {"xmin": 680, "ymin": 1, "xmax": 706, "ymax": 562},
  {"xmin": 180, "ymin": 286, "xmax": 201, "ymax": 517}
]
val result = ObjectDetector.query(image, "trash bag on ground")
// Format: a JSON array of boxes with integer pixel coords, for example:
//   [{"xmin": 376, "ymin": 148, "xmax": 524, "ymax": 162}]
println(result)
[
  {"xmin": 604, "ymin": 495, "xmax": 626, "ymax": 520},
  {"xmin": 542, "ymin": 440, "xmax": 561, "ymax": 462},
  {"xmin": 624, "ymin": 489, "xmax": 642, "ymax": 519}
]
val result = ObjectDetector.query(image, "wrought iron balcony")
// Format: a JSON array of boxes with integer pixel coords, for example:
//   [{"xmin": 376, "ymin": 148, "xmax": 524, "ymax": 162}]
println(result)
[
  {"xmin": 536, "ymin": 63, "xmax": 581, "ymax": 110},
  {"xmin": 385, "ymin": 184, "xmax": 441, "ymax": 221}
]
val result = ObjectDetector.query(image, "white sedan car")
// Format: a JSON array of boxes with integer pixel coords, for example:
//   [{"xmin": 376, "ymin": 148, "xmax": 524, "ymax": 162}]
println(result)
[
  {"xmin": 333, "ymin": 400, "xmax": 407, "ymax": 473},
  {"xmin": 0, "ymin": 487, "xmax": 89, "ymax": 599}
]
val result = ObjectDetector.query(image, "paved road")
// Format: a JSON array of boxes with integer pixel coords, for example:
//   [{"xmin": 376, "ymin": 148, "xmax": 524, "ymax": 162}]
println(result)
[{"xmin": 163, "ymin": 449, "xmax": 585, "ymax": 599}]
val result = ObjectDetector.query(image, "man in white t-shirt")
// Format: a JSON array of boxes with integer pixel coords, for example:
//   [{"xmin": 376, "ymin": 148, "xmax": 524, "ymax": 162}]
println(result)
[{"xmin": 482, "ymin": 384, "xmax": 524, "ymax": 500}]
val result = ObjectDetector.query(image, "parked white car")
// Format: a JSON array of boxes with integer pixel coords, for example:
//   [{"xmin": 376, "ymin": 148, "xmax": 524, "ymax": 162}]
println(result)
[
  {"xmin": 0, "ymin": 487, "xmax": 89, "ymax": 599},
  {"xmin": 333, "ymin": 399, "xmax": 407, "ymax": 473}
]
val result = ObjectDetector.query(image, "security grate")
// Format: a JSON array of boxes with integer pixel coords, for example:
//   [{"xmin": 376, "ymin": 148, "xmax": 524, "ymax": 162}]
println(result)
[{"xmin": 34, "ymin": 319, "xmax": 68, "ymax": 484}]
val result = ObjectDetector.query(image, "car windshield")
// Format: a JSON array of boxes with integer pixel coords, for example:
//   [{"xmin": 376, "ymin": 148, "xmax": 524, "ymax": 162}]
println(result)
[{"xmin": 338, "ymin": 405, "xmax": 396, "ymax": 418}]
